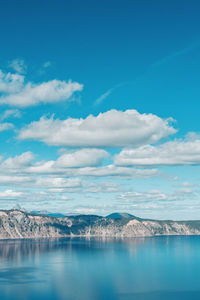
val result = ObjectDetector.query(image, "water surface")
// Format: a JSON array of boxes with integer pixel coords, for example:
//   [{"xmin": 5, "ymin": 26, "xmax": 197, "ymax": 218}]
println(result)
[{"xmin": 0, "ymin": 236, "xmax": 200, "ymax": 300}]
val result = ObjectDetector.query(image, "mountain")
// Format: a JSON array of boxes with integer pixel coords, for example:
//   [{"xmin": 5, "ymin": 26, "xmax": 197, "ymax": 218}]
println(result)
[
  {"xmin": 0, "ymin": 209, "xmax": 200, "ymax": 239},
  {"xmin": 30, "ymin": 211, "xmax": 67, "ymax": 218},
  {"xmin": 106, "ymin": 212, "xmax": 136, "ymax": 219}
]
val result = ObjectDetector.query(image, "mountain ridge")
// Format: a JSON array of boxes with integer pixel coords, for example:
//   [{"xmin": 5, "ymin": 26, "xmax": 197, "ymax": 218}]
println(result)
[{"xmin": 0, "ymin": 209, "xmax": 200, "ymax": 240}]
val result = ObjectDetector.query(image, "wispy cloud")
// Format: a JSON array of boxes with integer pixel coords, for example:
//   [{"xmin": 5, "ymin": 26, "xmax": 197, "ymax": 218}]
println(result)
[
  {"xmin": 94, "ymin": 82, "xmax": 126, "ymax": 106},
  {"xmin": 8, "ymin": 59, "xmax": 27, "ymax": 74},
  {"xmin": 0, "ymin": 122, "xmax": 14, "ymax": 132},
  {"xmin": 0, "ymin": 109, "xmax": 21, "ymax": 121},
  {"xmin": 94, "ymin": 40, "xmax": 200, "ymax": 106},
  {"xmin": 94, "ymin": 88, "xmax": 114, "ymax": 106},
  {"xmin": 151, "ymin": 41, "xmax": 200, "ymax": 68},
  {"xmin": 38, "ymin": 61, "xmax": 52, "ymax": 75},
  {"xmin": 42, "ymin": 61, "xmax": 51, "ymax": 68},
  {"xmin": 0, "ymin": 189, "xmax": 24, "ymax": 199}
]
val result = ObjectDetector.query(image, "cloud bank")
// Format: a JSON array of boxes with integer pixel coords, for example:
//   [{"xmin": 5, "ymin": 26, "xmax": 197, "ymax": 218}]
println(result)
[{"xmin": 115, "ymin": 136, "xmax": 200, "ymax": 166}]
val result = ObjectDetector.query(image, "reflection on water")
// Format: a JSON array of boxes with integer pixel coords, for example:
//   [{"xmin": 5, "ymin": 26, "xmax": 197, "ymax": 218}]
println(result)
[{"xmin": 0, "ymin": 237, "xmax": 200, "ymax": 299}]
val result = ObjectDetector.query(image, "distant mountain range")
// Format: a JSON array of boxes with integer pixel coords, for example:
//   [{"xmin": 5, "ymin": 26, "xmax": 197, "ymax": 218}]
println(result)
[
  {"xmin": 106, "ymin": 212, "xmax": 136, "ymax": 219},
  {"xmin": 30, "ymin": 211, "xmax": 68, "ymax": 218},
  {"xmin": 0, "ymin": 209, "xmax": 200, "ymax": 239},
  {"xmin": 31, "ymin": 211, "xmax": 136, "ymax": 219},
  {"xmin": 15, "ymin": 207, "xmax": 137, "ymax": 219}
]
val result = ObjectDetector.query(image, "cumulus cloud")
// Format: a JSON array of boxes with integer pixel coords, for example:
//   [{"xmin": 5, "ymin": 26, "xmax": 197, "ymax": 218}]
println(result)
[
  {"xmin": 115, "ymin": 136, "xmax": 200, "ymax": 166},
  {"xmin": 0, "ymin": 69, "xmax": 83, "ymax": 107},
  {"xmin": 0, "ymin": 152, "xmax": 84, "ymax": 190},
  {"xmin": 23, "ymin": 148, "xmax": 110, "ymax": 174},
  {"xmin": 24, "ymin": 157, "xmax": 158, "ymax": 178},
  {"xmin": 0, "ymin": 151, "xmax": 158, "ymax": 181},
  {"xmin": 55, "ymin": 149, "xmax": 109, "ymax": 168},
  {"xmin": 18, "ymin": 109, "xmax": 176, "ymax": 147},
  {"xmin": 0, "ymin": 149, "xmax": 159, "ymax": 208},
  {"xmin": 26, "ymin": 159, "xmax": 158, "ymax": 178},
  {"xmin": 0, "ymin": 175, "xmax": 32, "ymax": 185},
  {"xmin": 1, "ymin": 152, "xmax": 34, "ymax": 170},
  {"xmin": 1, "ymin": 80, "xmax": 83, "ymax": 107}
]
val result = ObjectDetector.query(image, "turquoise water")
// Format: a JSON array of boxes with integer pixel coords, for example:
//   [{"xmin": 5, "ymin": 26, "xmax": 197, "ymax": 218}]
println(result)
[{"xmin": 0, "ymin": 236, "xmax": 200, "ymax": 300}]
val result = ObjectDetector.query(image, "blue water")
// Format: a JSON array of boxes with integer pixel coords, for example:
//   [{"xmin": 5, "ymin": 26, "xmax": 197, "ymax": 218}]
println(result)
[{"xmin": 0, "ymin": 236, "xmax": 200, "ymax": 300}]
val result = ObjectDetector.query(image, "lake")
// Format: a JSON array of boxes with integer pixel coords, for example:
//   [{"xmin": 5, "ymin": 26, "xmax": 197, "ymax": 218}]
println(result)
[{"xmin": 0, "ymin": 236, "xmax": 200, "ymax": 300}]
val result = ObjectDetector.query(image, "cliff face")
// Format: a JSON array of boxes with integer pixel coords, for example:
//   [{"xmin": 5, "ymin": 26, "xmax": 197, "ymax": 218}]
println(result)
[{"xmin": 0, "ymin": 210, "xmax": 200, "ymax": 239}]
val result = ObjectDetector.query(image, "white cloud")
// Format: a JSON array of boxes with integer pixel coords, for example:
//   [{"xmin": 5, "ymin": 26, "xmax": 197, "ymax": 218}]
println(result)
[
  {"xmin": 60, "ymin": 195, "xmax": 70, "ymax": 200},
  {"xmin": 1, "ymin": 79, "xmax": 83, "ymax": 107},
  {"xmin": 94, "ymin": 88, "xmax": 113, "ymax": 105},
  {"xmin": 8, "ymin": 59, "xmax": 27, "ymax": 74},
  {"xmin": 1, "ymin": 152, "xmax": 34, "ymax": 169},
  {"xmin": 18, "ymin": 109, "xmax": 176, "ymax": 147},
  {"xmin": 0, "ymin": 70, "xmax": 24, "ymax": 93},
  {"xmin": 72, "ymin": 207, "xmax": 98, "ymax": 215},
  {"xmin": 120, "ymin": 190, "xmax": 167, "ymax": 202},
  {"xmin": 38, "ymin": 61, "xmax": 52, "ymax": 75},
  {"xmin": 174, "ymin": 181, "xmax": 194, "ymax": 188},
  {"xmin": 115, "ymin": 136, "xmax": 200, "ymax": 166},
  {"xmin": 55, "ymin": 148, "xmax": 109, "ymax": 168},
  {"xmin": 94, "ymin": 82, "xmax": 125, "ymax": 106},
  {"xmin": 35, "ymin": 177, "xmax": 81, "ymax": 189},
  {"xmin": 0, "ymin": 189, "xmax": 24, "ymax": 199},
  {"xmin": 0, "ymin": 175, "xmax": 32, "ymax": 185},
  {"xmin": 0, "ymin": 109, "xmax": 21, "ymax": 121},
  {"xmin": 0, "ymin": 69, "xmax": 83, "ymax": 107},
  {"xmin": 26, "ymin": 159, "xmax": 158, "ymax": 178},
  {"xmin": 70, "ymin": 165, "xmax": 158, "ymax": 178},
  {"xmin": 86, "ymin": 182, "xmax": 118, "ymax": 193},
  {"xmin": 0, "ymin": 122, "xmax": 14, "ymax": 132},
  {"xmin": 119, "ymin": 188, "xmax": 196, "ymax": 203},
  {"xmin": 0, "ymin": 151, "xmax": 158, "ymax": 180}
]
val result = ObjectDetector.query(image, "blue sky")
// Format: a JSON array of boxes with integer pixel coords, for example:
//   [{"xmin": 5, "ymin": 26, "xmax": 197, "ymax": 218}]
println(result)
[{"xmin": 0, "ymin": 0, "xmax": 200, "ymax": 219}]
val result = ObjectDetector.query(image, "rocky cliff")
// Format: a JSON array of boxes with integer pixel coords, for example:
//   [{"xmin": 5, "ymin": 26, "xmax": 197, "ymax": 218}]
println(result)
[{"xmin": 0, "ymin": 210, "xmax": 200, "ymax": 239}]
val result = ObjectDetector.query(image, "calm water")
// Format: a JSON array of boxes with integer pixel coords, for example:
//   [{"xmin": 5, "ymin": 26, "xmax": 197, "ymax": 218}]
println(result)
[{"xmin": 0, "ymin": 236, "xmax": 200, "ymax": 300}]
